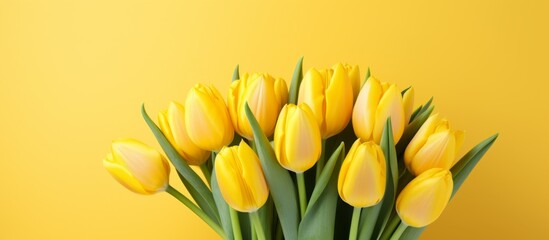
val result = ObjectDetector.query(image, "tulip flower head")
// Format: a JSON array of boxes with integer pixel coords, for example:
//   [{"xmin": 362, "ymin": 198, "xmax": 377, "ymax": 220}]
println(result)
[
  {"xmin": 404, "ymin": 114, "xmax": 464, "ymax": 176},
  {"xmin": 158, "ymin": 101, "xmax": 209, "ymax": 165},
  {"xmin": 338, "ymin": 139, "xmax": 386, "ymax": 207},
  {"xmin": 352, "ymin": 77, "xmax": 414, "ymax": 144},
  {"xmin": 274, "ymin": 103, "xmax": 322, "ymax": 173},
  {"xmin": 298, "ymin": 63, "xmax": 354, "ymax": 138},
  {"xmin": 341, "ymin": 63, "xmax": 362, "ymax": 100},
  {"xmin": 396, "ymin": 168, "xmax": 453, "ymax": 227},
  {"xmin": 215, "ymin": 141, "xmax": 269, "ymax": 212},
  {"xmin": 185, "ymin": 84, "xmax": 234, "ymax": 151},
  {"xmin": 228, "ymin": 73, "xmax": 288, "ymax": 140},
  {"xmin": 103, "ymin": 139, "xmax": 170, "ymax": 195}
]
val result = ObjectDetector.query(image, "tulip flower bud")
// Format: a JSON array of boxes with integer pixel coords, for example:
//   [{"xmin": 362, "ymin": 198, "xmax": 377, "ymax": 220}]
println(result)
[
  {"xmin": 340, "ymin": 63, "xmax": 362, "ymax": 100},
  {"xmin": 228, "ymin": 73, "xmax": 288, "ymax": 140},
  {"xmin": 352, "ymin": 77, "xmax": 406, "ymax": 143},
  {"xmin": 274, "ymin": 103, "xmax": 322, "ymax": 173},
  {"xmin": 396, "ymin": 168, "xmax": 453, "ymax": 227},
  {"xmin": 158, "ymin": 101, "xmax": 209, "ymax": 165},
  {"xmin": 404, "ymin": 114, "xmax": 464, "ymax": 176},
  {"xmin": 338, "ymin": 139, "xmax": 386, "ymax": 207},
  {"xmin": 402, "ymin": 87, "xmax": 415, "ymax": 124},
  {"xmin": 298, "ymin": 63, "xmax": 354, "ymax": 138},
  {"xmin": 103, "ymin": 139, "xmax": 170, "ymax": 195},
  {"xmin": 185, "ymin": 84, "xmax": 234, "ymax": 151},
  {"xmin": 215, "ymin": 141, "xmax": 269, "ymax": 212}
]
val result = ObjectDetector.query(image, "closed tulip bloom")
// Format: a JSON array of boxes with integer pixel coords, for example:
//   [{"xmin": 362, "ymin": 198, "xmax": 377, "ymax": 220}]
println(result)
[
  {"xmin": 338, "ymin": 139, "xmax": 386, "ymax": 207},
  {"xmin": 402, "ymin": 87, "xmax": 415, "ymax": 124},
  {"xmin": 228, "ymin": 73, "xmax": 288, "ymax": 139},
  {"xmin": 185, "ymin": 84, "xmax": 234, "ymax": 151},
  {"xmin": 215, "ymin": 141, "xmax": 269, "ymax": 212},
  {"xmin": 352, "ymin": 77, "xmax": 406, "ymax": 144},
  {"xmin": 298, "ymin": 63, "xmax": 354, "ymax": 138},
  {"xmin": 396, "ymin": 168, "xmax": 453, "ymax": 227},
  {"xmin": 404, "ymin": 114, "xmax": 464, "ymax": 176},
  {"xmin": 341, "ymin": 63, "xmax": 362, "ymax": 100},
  {"xmin": 158, "ymin": 101, "xmax": 209, "ymax": 165},
  {"xmin": 274, "ymin": 103, "xmax": 322, "ymax": 173},
  {"xmin": 103, "ymin": 139, "xmax": 170, "ymax": 195}
]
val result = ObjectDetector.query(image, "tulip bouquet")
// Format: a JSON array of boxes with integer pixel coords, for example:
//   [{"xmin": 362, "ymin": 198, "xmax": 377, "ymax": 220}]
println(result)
[{"xmin": 103, "ymin": 58, "xmax": 497, "ymax": 240}]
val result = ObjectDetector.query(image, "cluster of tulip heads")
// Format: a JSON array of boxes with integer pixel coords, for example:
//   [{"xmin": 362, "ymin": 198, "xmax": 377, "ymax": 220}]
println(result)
[{"xmin": 104, "ymin": 59, "xmax": 497, "ymax": 240}]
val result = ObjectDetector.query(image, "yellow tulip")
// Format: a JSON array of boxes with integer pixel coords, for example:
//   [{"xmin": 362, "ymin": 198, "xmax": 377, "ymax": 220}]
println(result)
[
  {"xmin": 228, "ymin": 73, "xmax": 288, "ymax": 139},
  {"xmin": 103, "ymin": 139, "xmax": 170, "ymax": 195},
  {"xmin": 404, "ymin": 114, "xmax": 464, "ymax": 176},
  {"xmin": 274, "ymin": 103, "xmax": 322, "ymax": 173},
  {"xmin": 185, "ymin": 84, "xmax": 234, "ymax": 151},
  {"xmin": 352, "ymin": 77, "xmax": 408, "ymax": 144},
  {"xmin": 402, "ymin": 87, "xmax": 415, "ymax": 124},
  {"xmin": 341, "ymin": 63, "xmax": 362, "ymax": 100},
  {"xmin": 298, "ymin": 63, "xmax": 354, "ymax": 138},
  {"xmin": 215, "ymin": 141, "xmax": 269, "ymax": 212},
  {"xmin": 158, "ymin": 101, "xmax": 209, "ymax": 165},
  {"xmin": 338, "ymin": 139, "xmax": 386, "ymax": 207},
  {"xmin": 396, "ymin": 168, "xmax": 453, "ymax": 227}
]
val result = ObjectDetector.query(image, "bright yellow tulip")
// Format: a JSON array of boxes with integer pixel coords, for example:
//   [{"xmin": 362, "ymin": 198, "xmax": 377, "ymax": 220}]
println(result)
[
  {"xmin": 402, "ymin": 87, "xmax": 415, "ymax": 124},
  {"xmin": 404, "ymin": 114, "xmax": 464, "ymax": 176},
  {"xmin": 274, "ymin": 103, "xmax": 322, "ymax": 173},
  {"xmin": 228, "ymin": 73, "xmax": 288, "ymax": 140},
  {"xmin": 396, "ymin": 168, "xmax": 453, "ymax": 227},
  {"xmin": 158, "ymin": 101, "xmax": 209, "ymax": 165},
  {"xmin": 215, "ymin": 141, "xmax": 269, "ymax": 212},
  {"xmin": 185, "ymin": 84, "xmax": 234, "ymax": 151},
  {"xmin": 338, "ymin": 139, "xmax": 386, "ymax": 207},
  {"xmin": 103, "ymin": 139, "xmax": 170, "ymax": 195},
  {"xmin": 352, "ymin": 77, "xmax": 410, "ymax": 144},
  {"xmin": 341, "ymin": 63, "xmax": 362, "ymax": 100},
  {"xmin": 298, "ymin": 63, "xmax": 354, "ymax": 138}
]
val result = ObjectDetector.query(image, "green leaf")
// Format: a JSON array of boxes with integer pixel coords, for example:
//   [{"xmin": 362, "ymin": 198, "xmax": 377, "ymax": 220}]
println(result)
[
  {"xmin": 422, "ymin": 97, "xmax": 433, "ymax": 113},
  {"xmin": 175, "ymin": 171, "xmax": 218, "ymax": 224},
  {"xmin": 232, "ymin": 64, "xmax": 240, "ymax": 81},
  {"xmin": 306, "ymin": 143, "xmax": 344, "ymax": 210},
  {"xmin": 408, "ymin": 105, "xmax": 423, "ymax": 123},
  {"xmin": 288, "ymin": 57, "xmax": 304, "ymax": 104},
  {"xmin": 371, "ymin": 119, "xmax": 399, "ymax": 239},
  {"xmin": 298, "ymin": 143, "xmax": 345, "ymax": 240},
  {"xmin": 211, "ymin": 167, "xmax": 234, "ymax": 240},
  {"xmin": 399, "ymin": 134, "xmax": 499, "ymax": 239},
  {"xmin": 451, "ymin": 134, "xmax": 499, "ymax": 196},
  {"xmin": 141, "ymin": 104, "xmax": 219, "ymax": 224},
  {"xmin": 245, "ymin": 103, "xmax": 299, "ymax": 240},
  {"xmin": 395, "ymin": 105, "xmax": 434, "ymax": 156}
]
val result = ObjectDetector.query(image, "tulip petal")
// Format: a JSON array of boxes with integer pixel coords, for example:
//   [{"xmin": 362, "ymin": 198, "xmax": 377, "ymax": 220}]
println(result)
[
  {"xmin": 410, "ymin": 131, "xmax": 456, "ymax": 176},
  {"xmin": 324, "ymin": 63, "xmax": 353, "ymax": 138},
  {"xmin": 404, "ymin": 114, "xmax": 441, "ymax": 167},
  {"xmin": 352, "ymin": 77, "xmax": 382, "ymax": 141},
  {"xmin": 103, "ymin": 153, "xmax": 149, "ymax": 194},
  {"xmin": 373, "ymin": 84, "xmax": 405, "ymax": 143}
]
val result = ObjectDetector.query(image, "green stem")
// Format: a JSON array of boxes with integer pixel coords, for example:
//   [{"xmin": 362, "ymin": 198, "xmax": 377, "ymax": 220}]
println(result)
[
  {"xmin": 230, "ymin": 208, "xmax": 243, "ymax": 240},
  {"xmin": 200, "ymin": 163, "xmax": 212, "ymax": 186},
  {"xmin": 348, "ymin": 207, "xmax": 362, "ymax": 240},
  {"xmin": 389, "ymin": 222, "xmax": 408, "ymax": 240},
  {"xmin": 250, "ymin": 211, "xmax": 266, "ymax": 240},
  {"xmin": 360, "ymin": 206, "xmax": 379, "ymax": 240},
  {"xmin": 379, "ymin": 213, "xmax": 401, "ymax": 240},
  {"xmin": 165, "ymin": 185, "xmax": 226, "ymax": 238},
  {"xmin": 296, "ymin": 173, "xmax": 307, "ymax": 218},
  {"xmin": 315, "ymin": 140, "xmax": 327, "ymax": 182}
]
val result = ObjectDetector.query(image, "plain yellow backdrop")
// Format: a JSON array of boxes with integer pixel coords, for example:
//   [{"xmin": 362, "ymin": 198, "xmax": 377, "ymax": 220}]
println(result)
[{"xmin": 1, "ymin": 0, "xmax": 547, "ymax": 239}]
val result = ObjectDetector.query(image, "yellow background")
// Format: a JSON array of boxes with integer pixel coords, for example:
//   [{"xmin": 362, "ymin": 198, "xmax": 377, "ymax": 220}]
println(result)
[{"xmin": 1, "ymin": 0, "xmax": 547, "ymax": 239}]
